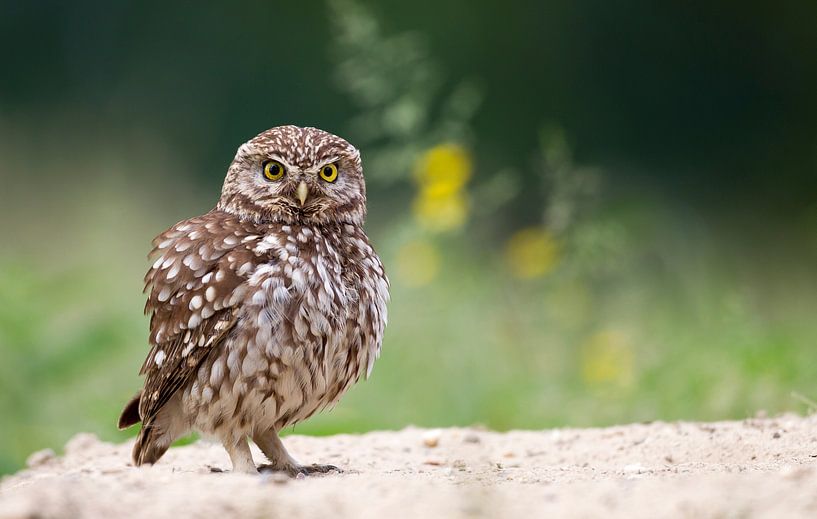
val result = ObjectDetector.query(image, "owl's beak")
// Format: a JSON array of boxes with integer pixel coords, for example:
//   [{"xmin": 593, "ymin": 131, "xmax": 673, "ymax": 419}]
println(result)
[{"xmin": 296, "ymin": 181, "xmax": 309, "ymax": 207}]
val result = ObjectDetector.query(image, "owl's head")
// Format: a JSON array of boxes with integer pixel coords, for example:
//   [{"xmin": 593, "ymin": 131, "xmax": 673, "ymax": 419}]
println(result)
[{"xmin": 217, "ymin": 126, "xmax": 366, "ymax": 225}]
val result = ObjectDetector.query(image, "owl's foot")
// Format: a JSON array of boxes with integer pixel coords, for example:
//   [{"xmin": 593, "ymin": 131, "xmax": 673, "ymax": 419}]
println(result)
[
  {"xmin": 259, "ymin": 462, "xmax": 341, "ymax": 478},
  {"xmin": 252, "ymin": 430, "xmax": 341, "ymax": 477}
]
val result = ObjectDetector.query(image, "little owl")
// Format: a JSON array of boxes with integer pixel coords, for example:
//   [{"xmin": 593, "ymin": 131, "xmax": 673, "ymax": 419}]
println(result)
[{"xmin": 118, "ymin": 125, "xmax": 389, "ymax": 475}]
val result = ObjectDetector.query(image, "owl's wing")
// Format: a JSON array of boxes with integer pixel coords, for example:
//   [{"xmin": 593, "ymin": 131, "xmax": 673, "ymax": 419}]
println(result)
[{"xmin": 137, "ymin": 211, "xmax": 265, "ymax": 424}]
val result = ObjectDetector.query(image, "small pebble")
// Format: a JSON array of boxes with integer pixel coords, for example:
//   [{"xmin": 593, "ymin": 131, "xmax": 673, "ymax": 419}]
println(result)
[
  {"xmin": 422, "ymin": 430, "xmax": 441, "ymax": 448},
  {"xmin": 463, "ymin": 432, "xmax": 481, "ymax": 444}
]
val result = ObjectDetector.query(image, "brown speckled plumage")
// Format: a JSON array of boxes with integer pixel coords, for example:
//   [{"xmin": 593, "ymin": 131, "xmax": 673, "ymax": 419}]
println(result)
[{"xmin": 119, "ymin": 126, "xmax": 389, "ymax": 475}]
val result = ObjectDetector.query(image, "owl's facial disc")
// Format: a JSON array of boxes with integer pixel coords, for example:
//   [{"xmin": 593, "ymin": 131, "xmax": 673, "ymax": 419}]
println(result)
[{"xmin": 219, "ymin": 126, "xmax": 367, "ymax": 225}]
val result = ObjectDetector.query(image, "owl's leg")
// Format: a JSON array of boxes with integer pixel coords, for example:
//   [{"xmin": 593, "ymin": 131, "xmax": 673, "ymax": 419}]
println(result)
[
  {"xmin": 223, "ymin": 436, "xmax": 257, "ymax": 474},
  {"xmin": 252, "ymin": 430, "xmax": 339, "ymax": 477}
]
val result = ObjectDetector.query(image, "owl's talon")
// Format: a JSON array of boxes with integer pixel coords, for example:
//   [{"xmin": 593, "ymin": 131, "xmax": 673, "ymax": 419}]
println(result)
[
  {"xmin": 299, "ymin": 463, "xmax": 341, "ymax": 475},
  {"xmin": 259, "ymin": 462, "xmax": 341, "ymax": 477}
]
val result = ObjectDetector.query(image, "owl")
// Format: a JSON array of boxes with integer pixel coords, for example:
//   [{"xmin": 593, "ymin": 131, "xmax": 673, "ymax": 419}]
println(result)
[{"xmin": 118, "ymin": 125, "xmax": 389, "ymax": 475}]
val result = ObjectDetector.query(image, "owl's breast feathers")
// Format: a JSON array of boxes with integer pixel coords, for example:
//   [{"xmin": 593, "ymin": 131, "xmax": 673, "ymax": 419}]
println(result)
[{"xmin": 139, "ymin": 210, "xmax": 389, "ymax": 428}]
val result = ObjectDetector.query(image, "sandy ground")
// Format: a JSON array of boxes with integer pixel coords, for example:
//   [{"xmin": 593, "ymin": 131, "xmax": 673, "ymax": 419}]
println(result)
[{"xmin": 2, "ymin": 415, "xmax": 817, "ymax": 519}]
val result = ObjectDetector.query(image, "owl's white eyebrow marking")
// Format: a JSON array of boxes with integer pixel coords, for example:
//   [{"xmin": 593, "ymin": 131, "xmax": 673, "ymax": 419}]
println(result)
[
  {"xmin": 309, "ymin": 157, "xmax": 341, "ymax": 173},
  {"xmin": 266, "ymin": 154, "xmax": 299, "ymax": 173}
]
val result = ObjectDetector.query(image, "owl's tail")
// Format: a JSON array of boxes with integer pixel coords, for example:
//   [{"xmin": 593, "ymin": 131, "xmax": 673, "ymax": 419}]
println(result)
[
  {"xmin": 117, "ymin": 390, "xmax": 171, "ymax": 466},
  {"xmin": 118, "ymin": 390, "xmax": 142, "ymax": 430},
  {"xmin": 131, "ymin": 423, "xmax": 170, "ymax": 466}
]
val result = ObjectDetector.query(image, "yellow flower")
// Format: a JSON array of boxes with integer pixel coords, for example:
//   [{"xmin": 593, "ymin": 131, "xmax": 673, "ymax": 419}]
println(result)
[
  {"xmin": 411, "ymin": 144, "xmax": 473, "ymax": 232},
  {"xmin": 394, "ymin": 239, "xmax": 441, "ymax": 287},
  {"xmin": 412, "ymin": 191, "xmax": 469, "ymax": 232},
  {"xmin": 413, "ymin": 143, "xmax": 472, "ymax": 197},
  {"xmin": 504, "ymin": 228, "xmax": 560, "ymax": 279},
  {"xmin": 580, "ymin": 329, "xmax": 634, "ymax": 388}
]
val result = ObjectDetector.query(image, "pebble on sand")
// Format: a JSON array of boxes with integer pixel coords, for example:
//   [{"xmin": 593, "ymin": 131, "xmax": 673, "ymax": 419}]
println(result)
[{"xmin": 422, "ymin": 430, "xmax": 442, "ymax": 448}]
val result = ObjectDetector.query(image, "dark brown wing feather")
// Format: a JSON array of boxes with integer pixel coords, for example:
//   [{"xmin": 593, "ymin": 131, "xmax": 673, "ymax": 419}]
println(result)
[{"xmin": 137, "ymin": 210, "xmax": 264, "ymax": 425}]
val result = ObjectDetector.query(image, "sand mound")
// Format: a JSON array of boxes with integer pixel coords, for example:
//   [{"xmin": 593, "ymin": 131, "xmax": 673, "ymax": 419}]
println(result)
[{"xmin": 2, "ymin": 415, "xmax": 817, "ymax": 518}]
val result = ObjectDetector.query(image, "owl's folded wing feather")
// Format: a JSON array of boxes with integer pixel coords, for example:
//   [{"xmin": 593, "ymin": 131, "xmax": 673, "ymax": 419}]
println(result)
[{"xmin": 138, "ymin": 211, "xmax": 265, "ymax": 425}]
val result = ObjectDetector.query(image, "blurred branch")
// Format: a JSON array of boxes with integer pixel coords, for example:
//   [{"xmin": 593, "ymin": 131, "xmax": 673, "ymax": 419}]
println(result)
[
  {"xmin": 327, "ymin": 0, "xmax": 481, "ymax": 184},
  {"xmin": 539, "ymin": 124, "xmax": 601, "ymax": 236}
]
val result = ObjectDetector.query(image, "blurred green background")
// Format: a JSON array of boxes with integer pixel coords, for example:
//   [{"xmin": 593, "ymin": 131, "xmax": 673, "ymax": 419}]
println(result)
[{"xmin": 2, "ymin": 0, "xmax": 817, "ymax": 474}]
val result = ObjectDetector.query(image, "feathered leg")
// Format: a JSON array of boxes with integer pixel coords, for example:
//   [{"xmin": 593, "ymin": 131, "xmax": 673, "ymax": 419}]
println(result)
[{"xmin": 223, "ymin": 436, "xmax": 257, "ymax": 474}]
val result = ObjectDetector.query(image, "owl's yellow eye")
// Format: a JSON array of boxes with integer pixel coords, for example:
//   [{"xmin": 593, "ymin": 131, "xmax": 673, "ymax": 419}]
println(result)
[
  {"xmin": 319, "ymin": 163, "xmax": 338, "ymax": 183},
  {"xmin": 262, "ymin": 160, "xmax": 286, "ymax": 181}
]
